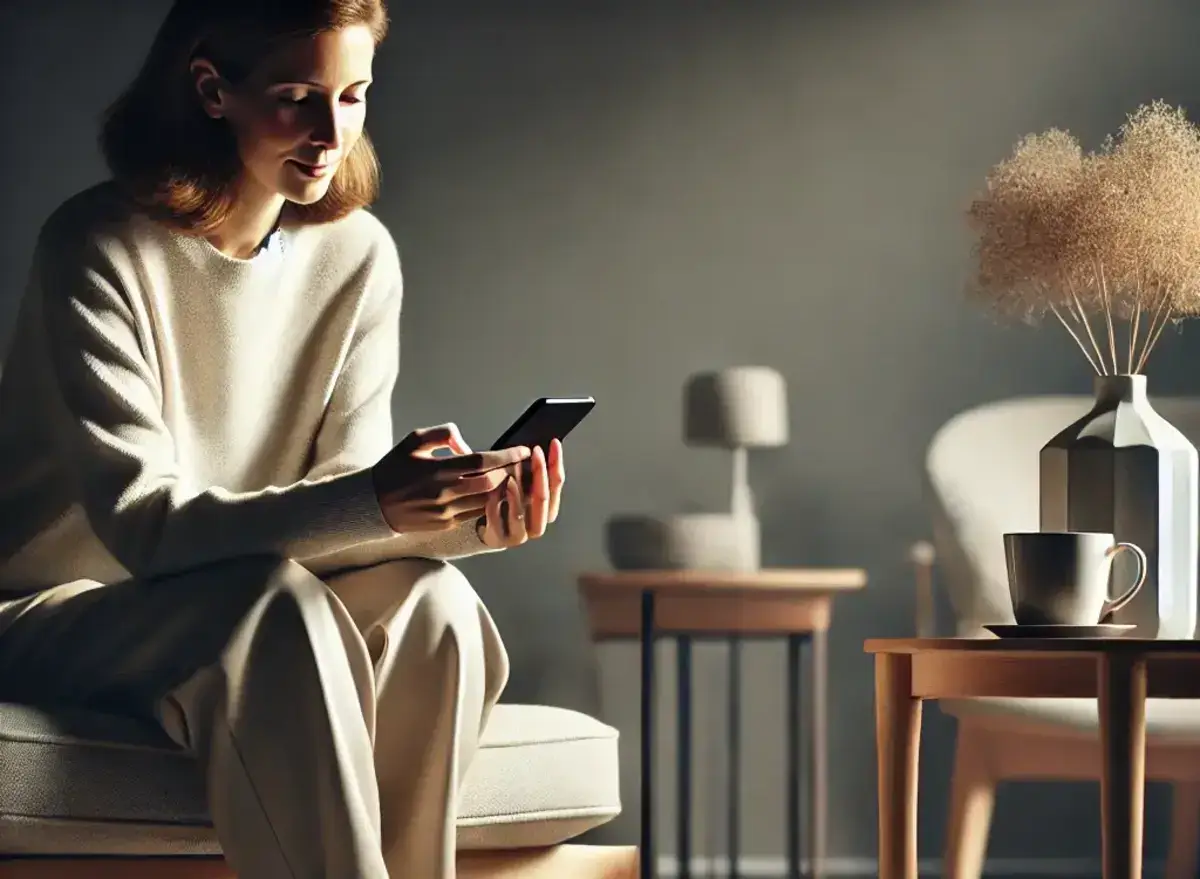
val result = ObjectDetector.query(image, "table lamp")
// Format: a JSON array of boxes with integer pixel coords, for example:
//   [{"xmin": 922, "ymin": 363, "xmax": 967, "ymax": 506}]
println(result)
[
  {"xmin": 603, "ymin": 366, "xmax": 789, "ymax": 573},
  {"xmin": 684, "ymin": 366, "xmax": 789, "ymax": 520}
]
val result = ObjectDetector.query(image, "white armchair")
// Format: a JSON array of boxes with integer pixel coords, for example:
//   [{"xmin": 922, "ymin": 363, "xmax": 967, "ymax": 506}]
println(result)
[{"xmin": 915, "ymin": 394, "xmax": 1200, "ymax": 879}]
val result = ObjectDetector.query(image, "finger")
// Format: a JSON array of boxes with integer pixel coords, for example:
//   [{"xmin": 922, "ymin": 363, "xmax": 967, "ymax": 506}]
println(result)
[
  {"xmin": 550, "ymin": 438, "xmax": 565, "ymax": 474},
  {"xmin": 525, "ymin": 446, "xmax": 551, "ymax": 538},
  {"xmin": 431, "ymin": 494, "xmax": 490, "ymax": 523},
  {"xmin": 506, "ymin": 475, "xmax": 528, "ymax": 544},
  {"xmin": 548, "ymin": 439, "xmax": 566, "ymax": 523},
  {"xmin": 408, "ymin": 422, "xmax": 468, "ymax": 453},
  {"xmin": 407, "ymin": 423, "xmax": 472, "ymax": 458},
  {"xmin": 441, "ymin": 446, "xmax": 531, "ymax": 476},
  {"xmin": 438, "ymin": 469, "xmax": 511, "ymax": 502},
  {"xmin": 482, "ymin": 485, "xmax": 505, "ymax": 544},
  {"xmin": 450, "ymin": 508, "xmax": 488, "ymax": 527}
]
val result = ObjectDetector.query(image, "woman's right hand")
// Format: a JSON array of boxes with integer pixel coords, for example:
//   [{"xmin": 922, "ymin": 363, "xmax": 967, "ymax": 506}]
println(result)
[{"xmin": 371, "ymin": 423, "xmax": 531, "ymax": 534}]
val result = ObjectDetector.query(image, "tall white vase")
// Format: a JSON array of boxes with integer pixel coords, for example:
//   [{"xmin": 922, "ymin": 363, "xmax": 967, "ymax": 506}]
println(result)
[{"xmin": 1039, "ymin": 374, "xmax": 1199, "ymax": 638}]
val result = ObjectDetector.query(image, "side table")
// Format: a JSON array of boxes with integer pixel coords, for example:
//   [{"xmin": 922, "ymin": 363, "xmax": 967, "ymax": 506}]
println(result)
[
  {"xmin": 865, "ymin": 637, "xmax": 1200, "ymax": 879},
  {"xmin": 579, "ymin": 568, "xmax": 867, "ymax": 879}
]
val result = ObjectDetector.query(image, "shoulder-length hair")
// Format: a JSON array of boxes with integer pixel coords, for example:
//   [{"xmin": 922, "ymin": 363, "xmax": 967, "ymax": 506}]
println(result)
[{"xmin": 100, "ymin": 0, "xmax": 389, "ymax": 234}]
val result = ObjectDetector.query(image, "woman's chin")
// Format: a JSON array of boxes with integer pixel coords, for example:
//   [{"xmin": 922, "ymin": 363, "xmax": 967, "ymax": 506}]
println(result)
[
  {"xmin": 277, "ymin": 164, "xmax": 337, "ymax": 205},
  {"xmin": 282, "ymin": 178, "xmax": 334, "ymax": 205}
]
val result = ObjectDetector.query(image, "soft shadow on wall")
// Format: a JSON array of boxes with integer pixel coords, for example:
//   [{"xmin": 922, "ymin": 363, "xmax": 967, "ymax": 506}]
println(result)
[{"xmin": 381, "ymin": 0, "xmax": 1200, "ymax": 868}]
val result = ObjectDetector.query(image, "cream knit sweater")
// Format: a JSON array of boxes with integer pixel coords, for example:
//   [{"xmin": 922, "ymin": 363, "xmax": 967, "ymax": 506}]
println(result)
[{"xmin": 0, "ymin": 183, "xmax": 490, "ymax": 593}]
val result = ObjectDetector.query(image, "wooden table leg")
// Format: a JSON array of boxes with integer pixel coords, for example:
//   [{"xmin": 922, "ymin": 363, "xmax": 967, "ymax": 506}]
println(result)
[
  {"xmin": 1098, "ymin": 653, "xmax": 1147, "ymax": 879},
  {"xmin": 875, "ymin": 653, "xmax": 921, "ymax": 879}
]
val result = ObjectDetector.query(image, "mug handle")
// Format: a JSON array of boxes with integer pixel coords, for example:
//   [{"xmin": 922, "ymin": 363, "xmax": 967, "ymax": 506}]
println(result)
[{"xmin": 1102, "ymin": 541, "xmax": 1148, "ymax": 618}]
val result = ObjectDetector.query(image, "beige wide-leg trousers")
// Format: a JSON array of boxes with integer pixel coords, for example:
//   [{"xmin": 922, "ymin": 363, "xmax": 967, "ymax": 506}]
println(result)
[{"xmin": 0, "ymin": 555, "xmax": 510, "ymax": 879}]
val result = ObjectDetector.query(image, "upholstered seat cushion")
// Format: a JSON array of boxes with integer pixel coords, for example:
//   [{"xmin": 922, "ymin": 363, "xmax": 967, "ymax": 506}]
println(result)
[{"xmin": 0, "ymin": 701, "xmax": 621, "ymax": 856}]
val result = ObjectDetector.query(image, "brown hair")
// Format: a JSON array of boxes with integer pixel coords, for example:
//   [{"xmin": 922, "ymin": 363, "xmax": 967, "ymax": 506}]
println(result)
[{"xmin": 100, "ymin": 0, "xmax": 389, "ymax": 234}]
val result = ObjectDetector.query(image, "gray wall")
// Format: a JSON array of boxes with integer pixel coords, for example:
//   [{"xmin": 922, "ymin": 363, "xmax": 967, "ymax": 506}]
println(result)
[{"xmin": 5, "ymin": 0, "xmax": 1200, "ymax": 871}]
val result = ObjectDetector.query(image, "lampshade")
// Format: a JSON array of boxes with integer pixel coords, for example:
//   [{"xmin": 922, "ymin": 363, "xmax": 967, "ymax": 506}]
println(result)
[{"xmin": 683, "ymin": 366, "xmax": 789, "ymax": 448}]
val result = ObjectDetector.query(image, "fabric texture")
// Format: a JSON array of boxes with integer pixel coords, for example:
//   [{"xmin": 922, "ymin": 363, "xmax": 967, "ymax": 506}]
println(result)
[
  {"xmin": 0, "ymin": 701, "xmax": 621, "ymax": 855},
  {"xmin": 0, "ymin": 182, "xmax": 491, "ymax": 594},
  {"xmin": 0, "ymin": 557, "xmax": 519, "ymax": 877}
]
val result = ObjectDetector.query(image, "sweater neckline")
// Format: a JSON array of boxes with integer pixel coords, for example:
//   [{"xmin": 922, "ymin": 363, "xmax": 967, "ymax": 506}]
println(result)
[
  {"xmin": 177, "ymin": 222, "xmax": 291, "ymax": 271},
  {"xmin": 199, "ymin": 221, "xmax": 288, "ymax": 264}
]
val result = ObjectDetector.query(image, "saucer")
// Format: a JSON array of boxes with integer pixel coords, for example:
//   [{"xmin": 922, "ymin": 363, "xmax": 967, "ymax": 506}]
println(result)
[{"xmin": 984, "ymin": 623, "xmax": 1137, "ymax": 639}]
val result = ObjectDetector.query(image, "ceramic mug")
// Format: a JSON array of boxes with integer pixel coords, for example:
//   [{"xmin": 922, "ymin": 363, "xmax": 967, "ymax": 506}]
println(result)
[{"xmin": 1003, "ymin": 531, "xmax": 1147, "ymax": 626}]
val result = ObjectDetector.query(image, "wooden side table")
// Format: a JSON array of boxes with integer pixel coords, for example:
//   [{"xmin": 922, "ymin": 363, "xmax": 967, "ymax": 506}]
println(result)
[
  {"xmin": 864, "ymin": 637, "xmax": 1200, "ymax": 879},
  {"xmin": 579, "ymin": 568, "xmax": 866, "ymax": 879}
]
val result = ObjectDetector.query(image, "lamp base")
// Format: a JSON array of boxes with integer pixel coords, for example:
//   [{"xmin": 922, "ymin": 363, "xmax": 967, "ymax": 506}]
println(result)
[{"xmin": 605, "ymin": 512, "xmax": 760, "ymax": 571}]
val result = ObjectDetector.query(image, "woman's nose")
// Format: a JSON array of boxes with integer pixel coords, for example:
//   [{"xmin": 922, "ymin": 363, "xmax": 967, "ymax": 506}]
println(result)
[{"xmin": 310, "ymin": 103, "xmax": 341, "ymax": 150}]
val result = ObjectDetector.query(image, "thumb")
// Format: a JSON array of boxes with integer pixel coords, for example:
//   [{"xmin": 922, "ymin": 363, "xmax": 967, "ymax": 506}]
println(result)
[{"xmin": 407, "ymin": 422, "xmax": 473, "ymax": 458}]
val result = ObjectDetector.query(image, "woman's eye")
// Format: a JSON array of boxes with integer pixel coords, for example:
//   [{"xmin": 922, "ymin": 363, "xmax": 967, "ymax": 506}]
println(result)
[{"xmin": 272, "ymin": 88, "xmax": 366, "ymax": 107}]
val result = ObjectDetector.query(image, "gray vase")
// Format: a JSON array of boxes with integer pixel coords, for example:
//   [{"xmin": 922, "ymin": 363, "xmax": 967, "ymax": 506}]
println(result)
[{"xmin": 1039, "ymin": 374, "xmax": 1199, "ymax": 638}]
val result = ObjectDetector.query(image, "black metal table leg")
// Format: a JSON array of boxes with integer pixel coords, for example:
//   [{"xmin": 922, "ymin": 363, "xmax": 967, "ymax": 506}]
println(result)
[
  {"xmin": 677, "ymin": 636, "xmax": 693, "ymax": 879},
  {"xmin": 728, "ymin": 636, "xmax": 741, "ymax": 879},
  {"xmin": 787, "ymin": 634, "xmax": 805, "ymax": 878},
  {"xmin": 809, "ymin": 628, "xmax": 828, "ymax": 879},
  {"xmin": 640, "ymin": 590, "xmax": 655, "ymax": 879}
]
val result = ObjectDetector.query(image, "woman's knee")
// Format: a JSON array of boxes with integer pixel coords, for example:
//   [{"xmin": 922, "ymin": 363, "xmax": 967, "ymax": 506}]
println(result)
[
  {"xmin": 405, "ymin": 560, "xmax": 481, "ymax": 624},
  {"xmin": 328, "ymin": 557, "xmax": 508, "ymax": 688},
  {"xmin": 401, "ymin": 560, "xmax": 510, "ymax": 695},
  {"xmin": 216, "ymin": 556, "xmax": 372, "ymax": 687},
  {"xmin": 333, "ymin": 557, "xmax": 481, "ymax": 626}
]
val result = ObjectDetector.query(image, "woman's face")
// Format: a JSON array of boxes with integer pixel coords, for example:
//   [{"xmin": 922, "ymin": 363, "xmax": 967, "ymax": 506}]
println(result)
[{"xmin": 196, "ymin": 25, "xmax": 375, "ymax": 206}]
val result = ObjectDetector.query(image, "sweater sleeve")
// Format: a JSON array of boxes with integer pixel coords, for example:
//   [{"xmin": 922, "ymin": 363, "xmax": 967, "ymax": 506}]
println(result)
[
  {"xmin": 302, "ymin": 241, "xmax": 498, "ymax": 568},
  {"xmin": 36, "ymin": 227, "xmax": 397, "ymax": 581}
]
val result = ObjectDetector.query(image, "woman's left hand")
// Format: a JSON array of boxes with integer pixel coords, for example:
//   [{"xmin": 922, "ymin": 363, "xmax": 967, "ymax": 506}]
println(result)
[{"xmin": 478, "ymin": 439, "xmax": 566, "ymax": 548}]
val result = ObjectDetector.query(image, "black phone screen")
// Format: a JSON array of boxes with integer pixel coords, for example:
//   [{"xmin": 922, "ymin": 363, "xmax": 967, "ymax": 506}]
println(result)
[{"xmin": 489, "ymin": 397, "xmax": 596, "ymax": 454}]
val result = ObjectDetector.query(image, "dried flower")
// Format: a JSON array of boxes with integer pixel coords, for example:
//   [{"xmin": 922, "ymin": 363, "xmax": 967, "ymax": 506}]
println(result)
[{"xmin": 966, "ymin": 101, "xmax": 1200, "ymax": 374}]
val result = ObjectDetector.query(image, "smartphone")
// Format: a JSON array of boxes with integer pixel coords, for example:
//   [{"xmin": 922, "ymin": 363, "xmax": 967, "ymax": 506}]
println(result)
[{"xmin": 490, "ymin": 396, "xmax": 596, "ymax": 455}]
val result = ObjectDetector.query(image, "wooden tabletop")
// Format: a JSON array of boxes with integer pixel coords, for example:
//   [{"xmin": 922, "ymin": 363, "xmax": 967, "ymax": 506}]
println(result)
[
  {"xmin": 865, "ymin": 637, "xmax": 1200, "ymax": 700},
  {"xmin": 579, "ymin": 568, "xmax": 866, "ymax": 637},
  {"xmin": 580, "ymin": 568, "xmax": 867, "ymax": 594},
  {"xmin": 865, "ymin": 637, "xmax": 1200, "ymax": 655}
]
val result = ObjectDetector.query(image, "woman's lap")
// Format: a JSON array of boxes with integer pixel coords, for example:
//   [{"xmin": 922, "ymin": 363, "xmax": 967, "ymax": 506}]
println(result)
[
  {"xmin": 0, "ymin": 556, "xmax": 368, "ymax": 716},
  {"xmin": 0, "ymin": 556, "xmax": 497, "ymax": 718}
]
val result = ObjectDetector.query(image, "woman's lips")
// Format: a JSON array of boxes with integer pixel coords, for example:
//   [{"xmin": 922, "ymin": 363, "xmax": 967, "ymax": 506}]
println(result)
[{"xmin": 290, "ymin": 160, "xmax": 332, "ymax": 178}]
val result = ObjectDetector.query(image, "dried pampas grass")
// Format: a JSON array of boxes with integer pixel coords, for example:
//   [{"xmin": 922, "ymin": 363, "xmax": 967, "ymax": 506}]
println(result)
[{"xmin": 967, "ymin": 101, "xmax": 1200, "ymax": 374}]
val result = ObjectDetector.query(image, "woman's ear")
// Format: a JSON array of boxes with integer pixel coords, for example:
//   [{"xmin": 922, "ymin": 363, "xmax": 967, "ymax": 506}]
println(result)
[{"xmin": 189, "ymin": 58, "xmax": 230, "ymax": 119}]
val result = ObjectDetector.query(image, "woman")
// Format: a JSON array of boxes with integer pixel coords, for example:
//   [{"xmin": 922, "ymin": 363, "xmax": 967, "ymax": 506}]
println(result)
[{"xmin": 0, "ymin": 0, "xmax": 564, "ymax": 876}]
